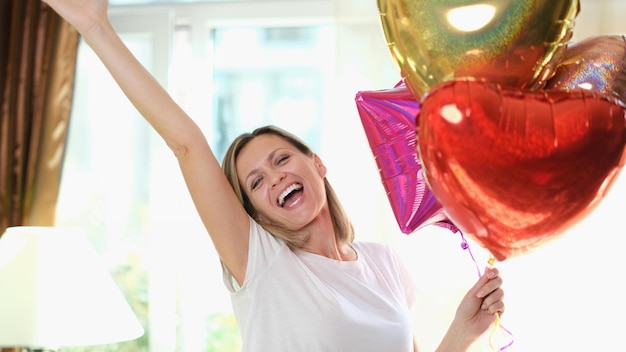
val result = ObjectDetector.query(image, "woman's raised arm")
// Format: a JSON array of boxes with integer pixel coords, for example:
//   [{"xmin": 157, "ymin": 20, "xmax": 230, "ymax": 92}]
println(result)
[{"xmin": 43, "ymin": 0, "xmax": 251, "ymax": 285}]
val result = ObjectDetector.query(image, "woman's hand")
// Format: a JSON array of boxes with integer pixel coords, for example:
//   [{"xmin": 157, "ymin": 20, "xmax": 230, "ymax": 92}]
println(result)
[
  {"xmin": 436, "ymin": 267, "xmax": 505, "ymax": 351},
  {"xmin": 455, "ymin": 267, "xmax": 505, "ymax": 337},
  {"xmin": 42, "ymin": 0, "xmax": 109, "ymax": 35}
]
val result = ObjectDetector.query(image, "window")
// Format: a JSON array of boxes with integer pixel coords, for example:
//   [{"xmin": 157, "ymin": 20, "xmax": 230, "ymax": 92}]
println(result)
[{"xmin": 210, "ymin": 25, "xmax": 333, "ymax": 161}]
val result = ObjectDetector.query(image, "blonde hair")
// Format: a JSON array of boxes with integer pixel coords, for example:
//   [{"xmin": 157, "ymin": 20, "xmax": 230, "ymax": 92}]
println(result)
[{"xmin": 221, "ymin": 125, "xmax": 354, "ymax": 248}]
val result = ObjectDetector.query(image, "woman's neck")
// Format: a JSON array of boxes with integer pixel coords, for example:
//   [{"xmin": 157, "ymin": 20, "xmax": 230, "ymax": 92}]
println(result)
[
  {"xmin": 299, "ymin": 231, "xmax": 356, "ymax": 261},
  {"xmin": 298, "ymin": 205, "xmax": 357, "ymax": 261}
]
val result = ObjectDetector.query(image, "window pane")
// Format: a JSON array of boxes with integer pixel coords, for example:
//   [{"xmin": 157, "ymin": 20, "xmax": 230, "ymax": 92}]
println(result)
[{"xmin": 211, "ymin": 25, "xmax": 334, "ymax": 161}]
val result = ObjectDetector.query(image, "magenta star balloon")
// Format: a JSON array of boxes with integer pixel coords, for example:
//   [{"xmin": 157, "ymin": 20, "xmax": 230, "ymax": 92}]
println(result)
[{"xmin": 355, "ymin": 82, "xmax": 458, "ymax": 235}]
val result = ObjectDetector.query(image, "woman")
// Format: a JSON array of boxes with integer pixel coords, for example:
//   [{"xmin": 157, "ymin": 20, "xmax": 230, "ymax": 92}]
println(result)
[{"xmin": 43, "ymin": 0, "xmax": 504, "ymax": 351}]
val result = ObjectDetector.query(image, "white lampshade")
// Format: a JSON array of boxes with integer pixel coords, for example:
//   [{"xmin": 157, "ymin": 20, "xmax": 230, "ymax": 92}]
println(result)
[{"xmin": 0, "ymin": 226, "xmax": 144, "ymax": 348}]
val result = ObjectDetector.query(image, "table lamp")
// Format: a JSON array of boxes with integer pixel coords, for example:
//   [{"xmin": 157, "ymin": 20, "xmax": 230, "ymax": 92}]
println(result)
[{"xmin": 0, "ymin": 226, "xmax": 145, "ymax": 351}]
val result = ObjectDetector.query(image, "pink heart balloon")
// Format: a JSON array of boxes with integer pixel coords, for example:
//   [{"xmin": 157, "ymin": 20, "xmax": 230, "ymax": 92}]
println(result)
[
  {"xmin": 545, "ymin": 35, "xmax": 626, "ymax": 103},
  {"xmin": 356, "ymin": 82, "xmax": 458, "ymax": 234},
  {"xmin": 418, "ymin": 79, "xmax": 626, "ymax": 261}
]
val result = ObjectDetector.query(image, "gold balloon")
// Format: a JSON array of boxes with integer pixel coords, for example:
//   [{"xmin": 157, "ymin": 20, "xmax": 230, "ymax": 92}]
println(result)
[{"xmin": 378, "ymin": 0, "xmax": 580, "ymax": 98}]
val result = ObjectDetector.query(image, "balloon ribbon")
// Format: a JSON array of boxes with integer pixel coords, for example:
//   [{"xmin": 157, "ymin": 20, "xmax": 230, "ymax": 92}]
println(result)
[{"xmin": 486, "ymin": 256, "xmax": 514, "ymax": 351}]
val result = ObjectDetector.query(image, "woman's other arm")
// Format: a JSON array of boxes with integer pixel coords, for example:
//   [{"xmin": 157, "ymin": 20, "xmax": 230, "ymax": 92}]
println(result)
[{"xmin": 436, "ymin": 267, "xmax": 505, "ymax": 351}]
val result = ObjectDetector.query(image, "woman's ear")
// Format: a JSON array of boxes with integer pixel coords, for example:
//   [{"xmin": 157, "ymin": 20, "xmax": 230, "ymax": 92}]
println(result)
[{"xmin": 312, "ymin": 153, "xmax": 327, "ymax": 177}]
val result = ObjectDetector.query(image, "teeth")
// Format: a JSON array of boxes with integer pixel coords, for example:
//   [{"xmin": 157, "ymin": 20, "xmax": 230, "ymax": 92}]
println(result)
[{"xmin": 278, "ymin": 183, "xmax": 302, "ymax": 206}]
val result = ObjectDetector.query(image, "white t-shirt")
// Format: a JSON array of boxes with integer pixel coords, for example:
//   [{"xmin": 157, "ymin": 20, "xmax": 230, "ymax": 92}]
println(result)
[{"xmin": 222, "ymin": 219, "xmax": 416, "ymax": 352}]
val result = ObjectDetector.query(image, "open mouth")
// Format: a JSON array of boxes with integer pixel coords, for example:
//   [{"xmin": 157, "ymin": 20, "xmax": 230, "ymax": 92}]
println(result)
[{"xmin": 278, "ymin": 183, "xmax": 303, "ymax": 207}]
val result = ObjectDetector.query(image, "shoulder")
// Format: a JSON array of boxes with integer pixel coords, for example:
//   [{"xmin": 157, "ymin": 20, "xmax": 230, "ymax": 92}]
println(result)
[
  {"xmin": 352, "ymin": 241, "xmax": 412, "ymax": 272},
  {"xmin": 352, "ymin": 240, "xmax": 389, "ymax": 251},
  {"xmin": 249, "ymin": 217, "xmax": 288, "ymax": 253},
  {"xmin": 352, "ymin": 241, "xmax": 397, "ymax": 261},
  {"xmin": 353, "ymin": 241, "xmax": 417, "ymax": 302}
]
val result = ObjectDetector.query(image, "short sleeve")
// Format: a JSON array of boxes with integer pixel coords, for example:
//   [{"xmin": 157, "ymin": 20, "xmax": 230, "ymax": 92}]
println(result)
[
  {"xmin": 221, "ymin": 217, "xmax": 286, "ymax": 292},
  {"xmin": 390, "ymin": 247, "xmax": 417, "ymax": 309}
]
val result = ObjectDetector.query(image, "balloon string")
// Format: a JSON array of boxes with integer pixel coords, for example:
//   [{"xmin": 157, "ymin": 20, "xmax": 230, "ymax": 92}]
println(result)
[
  {"xmin": 488, "ymin": 311, "xmax": 515, "ymax": 351},
  {"xmin": 458, "ymin": 230, "xmax": 482, "ymax": 277},
  {"xmin": 459, "ymin": 232, "xmax": 514, "ymax": 351},
  {"xmin": 486, "ymin": 255, "xmax": 514, "ymax": 351}
]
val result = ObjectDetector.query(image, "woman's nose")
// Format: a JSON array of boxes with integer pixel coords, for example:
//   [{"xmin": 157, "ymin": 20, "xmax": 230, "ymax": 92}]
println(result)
[{"xmin": 270, "ymin": 172, "xmax": 286, "ymax": 188}]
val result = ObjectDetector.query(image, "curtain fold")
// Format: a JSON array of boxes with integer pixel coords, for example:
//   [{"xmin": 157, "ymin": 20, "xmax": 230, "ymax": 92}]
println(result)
[{"xmin": 0, "ymin": 0, "xmax": 78, "ymax": 238}]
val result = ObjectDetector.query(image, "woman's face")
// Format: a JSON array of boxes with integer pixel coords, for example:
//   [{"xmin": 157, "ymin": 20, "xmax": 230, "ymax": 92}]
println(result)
[{"xmin": 236, "ymin": 134, "xmax": 328, "ymax": 231}]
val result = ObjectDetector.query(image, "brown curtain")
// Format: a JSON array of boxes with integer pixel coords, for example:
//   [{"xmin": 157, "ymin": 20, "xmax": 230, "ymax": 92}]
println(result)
[
  {"xmin": 1, "ymin": 1, "xmax": 78, "ymax": 347},
  {"xmin": 0, "ymin": 0, "xmax": 79, "ymax": 244}
]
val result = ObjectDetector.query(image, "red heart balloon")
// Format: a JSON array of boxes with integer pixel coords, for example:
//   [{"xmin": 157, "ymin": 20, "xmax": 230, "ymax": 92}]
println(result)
[
  {"xmin": 355, "ymin": 82, "xmax": 458, "ymax": 234},
  {"xmin": 418, "ymin": 79, "xmax": 626, "ymax": 261}
]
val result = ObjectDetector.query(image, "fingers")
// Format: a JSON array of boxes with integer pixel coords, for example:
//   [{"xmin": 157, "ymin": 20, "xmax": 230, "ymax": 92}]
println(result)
[
  {"xmin": 484, "ymin": 266, "xmax": 499, "ymax": 280},
  {"xmin": 480, "ymin": 286, "xmax": 505, "ymax": 315},
  {"xmin": 475, "ymin": 267, "xmax": 505, "ymax": 315},
  {"xmin": 472, "ymin": 267, "xmax": 499, "ymax": 297}
]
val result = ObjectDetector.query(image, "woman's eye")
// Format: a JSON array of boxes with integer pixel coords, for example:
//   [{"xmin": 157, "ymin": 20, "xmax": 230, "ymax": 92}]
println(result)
[
  {"xmin": 251, "ymin": 178, "xmax": 262, "ymax": 190},
  {"xmin": 276, "ymin": 155, "xmax": 289, "ymax": 164}
]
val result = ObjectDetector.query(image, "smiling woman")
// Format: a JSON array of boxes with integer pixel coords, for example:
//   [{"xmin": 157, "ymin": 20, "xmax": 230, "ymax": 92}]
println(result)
[
  {"xmin": 54, "ymin": 1, "xmax": 397, "ymax": 351},
  {"xmin": 221, "ymin": 127, "xmax": 345, "ymax": 255}
]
